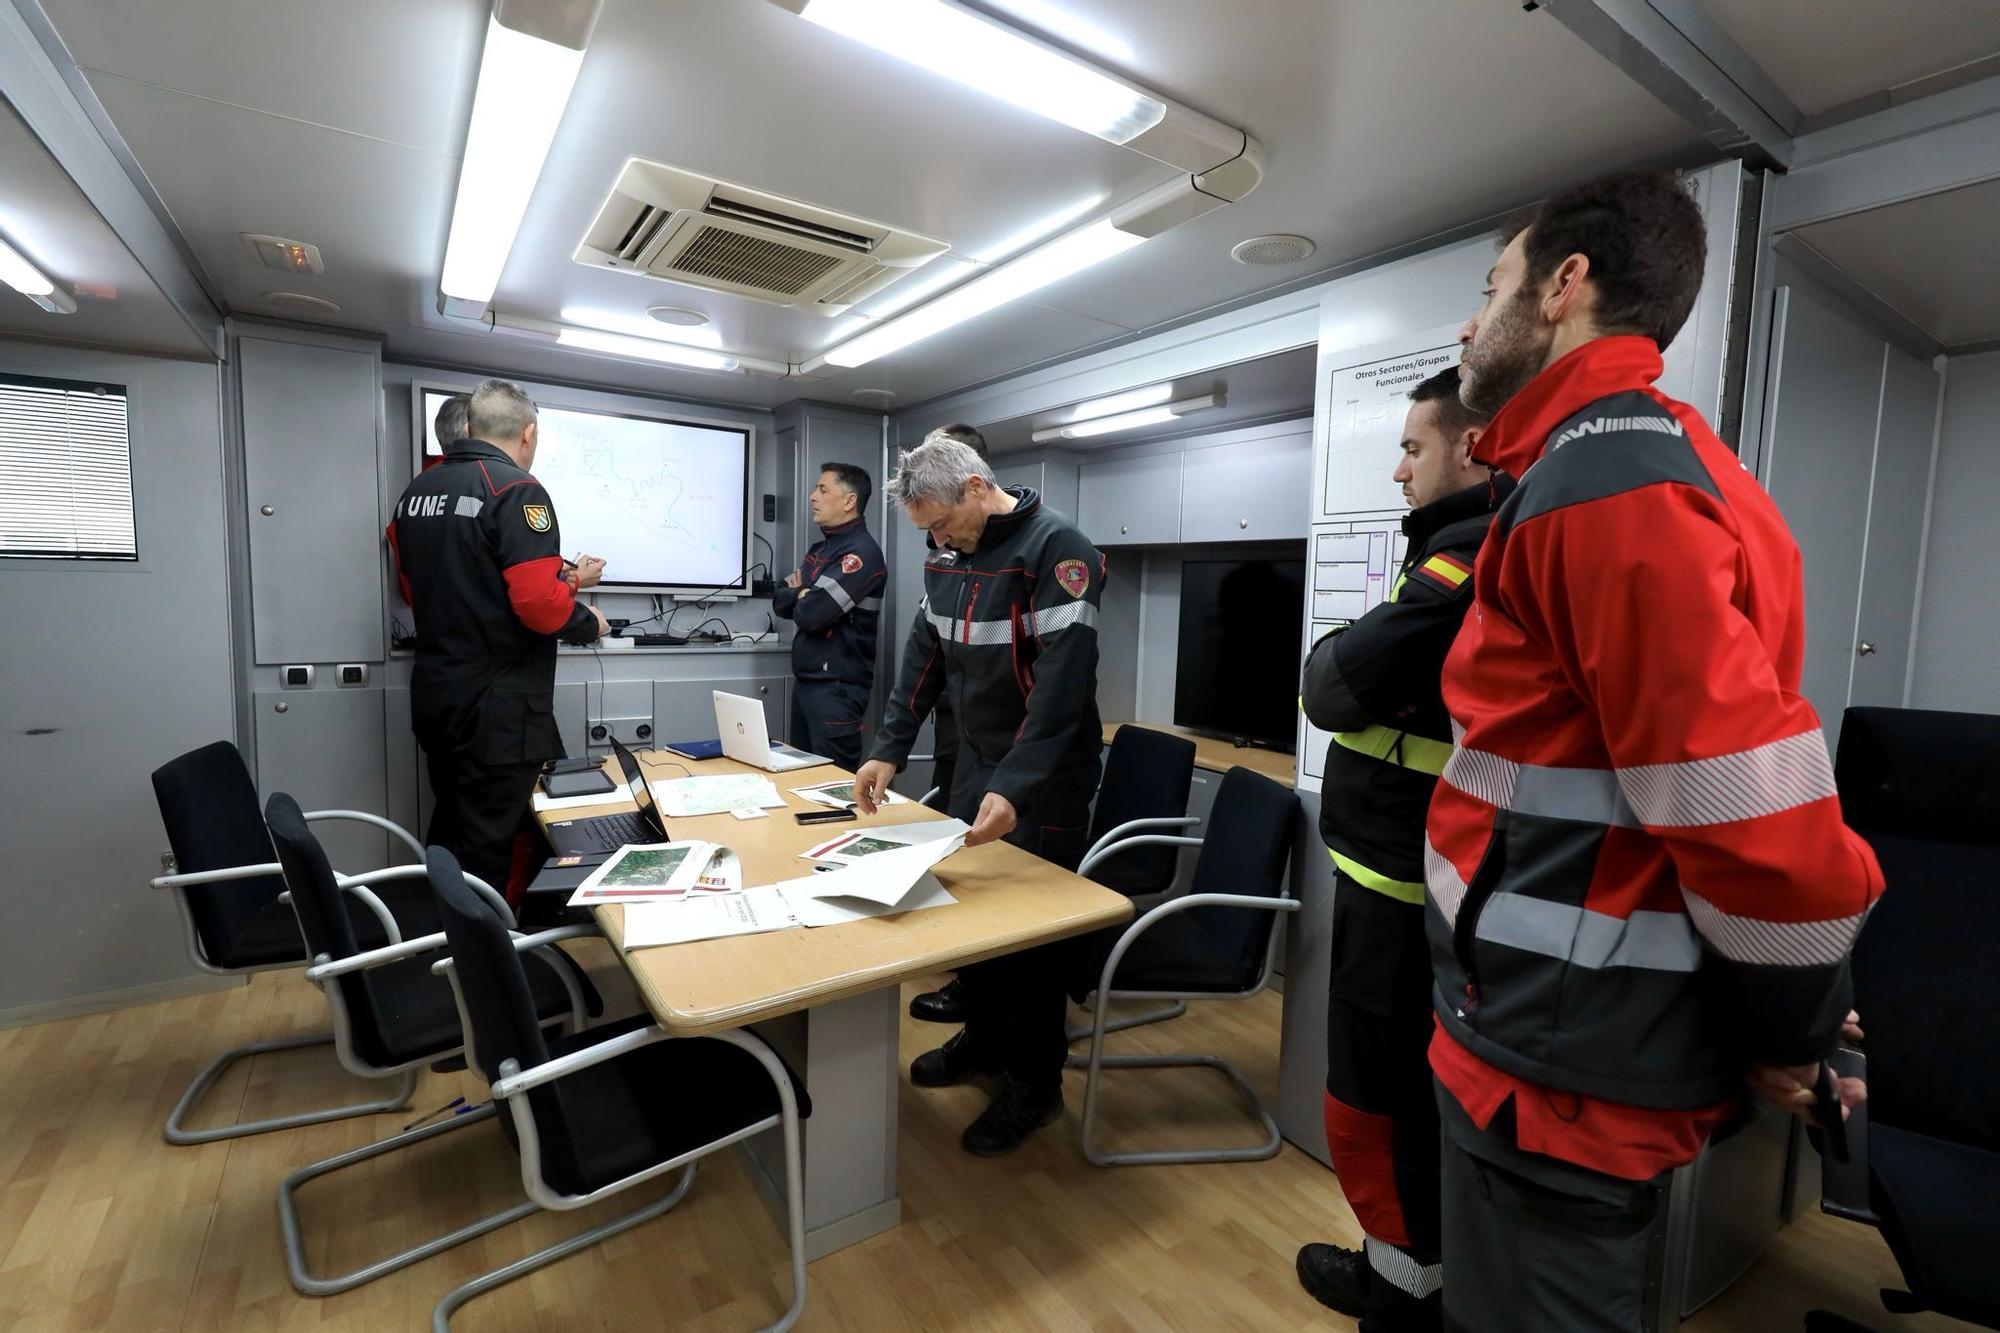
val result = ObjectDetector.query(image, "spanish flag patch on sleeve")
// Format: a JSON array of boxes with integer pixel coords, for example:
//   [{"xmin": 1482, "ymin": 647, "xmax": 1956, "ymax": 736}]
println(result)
[{"xmin": 1411, "ymin": 551, "xmax": 1474, "ymax": 594}]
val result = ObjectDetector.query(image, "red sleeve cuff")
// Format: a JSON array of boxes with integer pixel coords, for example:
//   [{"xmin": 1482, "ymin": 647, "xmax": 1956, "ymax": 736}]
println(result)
[{"xmin": 503, "ymin": 555, "xmax": 576, "ymax": 635}]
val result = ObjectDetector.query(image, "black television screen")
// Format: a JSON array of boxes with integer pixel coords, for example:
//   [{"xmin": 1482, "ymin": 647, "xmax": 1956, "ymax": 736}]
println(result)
[{"xmin": 1174, "ymin": 557, "xmax": 1307, "ymax": 751}]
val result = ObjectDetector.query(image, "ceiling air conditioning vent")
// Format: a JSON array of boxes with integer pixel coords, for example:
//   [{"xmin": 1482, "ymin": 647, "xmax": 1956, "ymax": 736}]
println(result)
[{"xmin": 577, "ymin": 159, "xmax": 949, "ymax": 316}]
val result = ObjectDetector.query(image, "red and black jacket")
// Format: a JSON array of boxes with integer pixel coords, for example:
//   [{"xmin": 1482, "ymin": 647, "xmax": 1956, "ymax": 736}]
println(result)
[
  {"xmin": 1427, "ymin": 336, "xmax": 1885, "ymax": 1110},
  {"xmin": 871, "ymin": 488, "xmax": 1104, "ymax": 811},
  {"xmin": 772, "ymin": 516, "xmax": 885, "ymax": 687},
  {"xmin": 389, "ymin": 439, "xmax": 600, "ymax": 764}
]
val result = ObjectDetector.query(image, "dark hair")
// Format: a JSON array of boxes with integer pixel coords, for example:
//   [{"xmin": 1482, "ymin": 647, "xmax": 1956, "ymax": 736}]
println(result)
[
  {"xmin": 819, "ymin": 461, "xmax": 872, "ymax": 515},
  {"xmin": 927, "ymin": 422, "xmax": 989, "ymax": 458},
  {"xmin": 1408, "ymin": 365, "xmax": 1487, "ymax": 439},
  {"xmin": 1504, "ymin": 171, "xmax": 1706, "ymax": 348},
  {"xmin": 434, "ymin": 393, "xmax": 471, "ymax": 447}
]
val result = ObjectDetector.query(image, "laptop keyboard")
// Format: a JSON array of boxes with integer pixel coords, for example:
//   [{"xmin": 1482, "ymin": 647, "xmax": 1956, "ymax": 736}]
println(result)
[{"xmin": 578, "ymin": 812, "xmax": 651, "ymax": 850}]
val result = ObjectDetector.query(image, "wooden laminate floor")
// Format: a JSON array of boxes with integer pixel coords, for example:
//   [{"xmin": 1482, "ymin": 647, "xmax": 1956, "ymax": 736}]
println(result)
[{"xmin": 0, "ymin": 949, "xmax": 1972, "ymax": 1331}]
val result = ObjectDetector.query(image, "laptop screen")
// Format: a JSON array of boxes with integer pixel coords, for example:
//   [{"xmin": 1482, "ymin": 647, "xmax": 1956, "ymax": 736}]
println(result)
[{"xmin": 608, "ymin": 737, "xmax": 663, "ymax": 830}]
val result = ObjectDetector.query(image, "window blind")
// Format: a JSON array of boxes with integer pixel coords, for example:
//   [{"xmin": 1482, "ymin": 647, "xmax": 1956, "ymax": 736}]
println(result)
[{"xmin": 0, "ymin": 374, "xmax": 136, "ymax": 559}]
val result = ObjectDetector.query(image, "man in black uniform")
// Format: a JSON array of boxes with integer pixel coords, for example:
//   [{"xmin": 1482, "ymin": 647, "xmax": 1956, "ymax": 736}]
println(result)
[
  {"xmin": 773, "ymin": 462, "xmax": 884, "ymax": 771},
  {"xmin": 905, "ymin": 422, "xmax": 990, "ymax": 1026},
  {"xmin": 855, "ymin": 436, "xmax": 1105, "ymax": 1156},
  {"xmin": 1293, "ymin": 366, "xmax": 1508, "ymax": 1331},
  {"xmin": 389, "ymin": 378, "xmax": 608, "ymax": 905}
]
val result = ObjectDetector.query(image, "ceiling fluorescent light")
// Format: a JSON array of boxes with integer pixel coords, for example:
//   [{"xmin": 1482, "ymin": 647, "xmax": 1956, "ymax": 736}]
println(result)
[
  {"xmin": 438, "ymin": 9, "xmax": 596, "ymax": 317},
  {"xmin": 1069, "ymin": 383, "xmax": 1174, "ymax": 420},
  {"xmin": 824, "ymin": 219, "xmax": 1141, "ymax": 369},
  {"xmin": 556, "ymin": 326, "xmax": 742, "ymax": 373},
  {"xmin": 1032, "ymin": 393, "xmax": 1223, "ymax": 443},
  {"xmin": 0, "ymin": 235, "xmax": 76, "ymax": 314},
  {"xmin": 792, "ymin": 0, "xmax": 1164, "ymax": 144}
]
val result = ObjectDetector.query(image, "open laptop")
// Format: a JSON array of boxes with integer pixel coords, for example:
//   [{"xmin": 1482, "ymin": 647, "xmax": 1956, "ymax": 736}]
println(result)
[
  {"xmin": 714, "ymin": 690, "xmax": 828, "ymax": 772},
  {"xmin": 542, "ymin": 736, "xmax": 670, "ymax": 856}
]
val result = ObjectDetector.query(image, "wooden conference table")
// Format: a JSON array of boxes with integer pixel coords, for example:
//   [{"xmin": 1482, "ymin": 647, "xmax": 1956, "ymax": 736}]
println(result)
[{"xmin": 535, "ymin": 750, "xmax": 1133, "ymax": 1257}]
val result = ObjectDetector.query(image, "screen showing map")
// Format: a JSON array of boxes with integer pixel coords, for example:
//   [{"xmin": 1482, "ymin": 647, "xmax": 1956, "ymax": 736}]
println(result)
[{"xmin": 419, "ymin": 387, "xmax": 751, "ymax": 591}]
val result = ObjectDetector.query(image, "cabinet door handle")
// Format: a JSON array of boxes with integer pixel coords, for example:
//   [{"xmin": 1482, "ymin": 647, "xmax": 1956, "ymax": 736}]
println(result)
[
  {"xmin": 759, "ymin": 685, "xmax": 770, "ymax": 695},
  {"xmin": 1120, "ymin": 524, "xmax": 1129, "ymax": 535},
  {"xmin": 1239, "ymin": 518, "xmax": 1249, "ymax": 529},
  {"xmin": 1857, "ymin": 641, "xmax": 1877, "ymax": 656}
]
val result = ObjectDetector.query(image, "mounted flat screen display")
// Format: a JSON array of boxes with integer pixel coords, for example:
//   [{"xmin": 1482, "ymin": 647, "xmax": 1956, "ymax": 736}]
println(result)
[
  {"xmin": 1173, "ymin": 556, "xmax": 1306, "ymax": 751},
  {"xmin": 415, "ymin": 385, "xmax": 752, "ymax": 593}
]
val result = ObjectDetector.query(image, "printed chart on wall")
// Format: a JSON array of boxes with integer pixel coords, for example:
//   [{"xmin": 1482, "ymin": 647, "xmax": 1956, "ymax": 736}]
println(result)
[{"xmin": 1320, "ymin": 325, "xmax": 1466, "ymax": 518}]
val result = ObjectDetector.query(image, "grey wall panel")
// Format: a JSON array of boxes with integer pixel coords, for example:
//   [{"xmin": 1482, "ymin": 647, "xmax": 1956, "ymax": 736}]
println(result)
[
  {"xmin": 251, "ymin": 687, "xmax": 389, "ymax": 873},
  {"xmin": 1096, "ymin": 549, "xmax": 1141, "ymax": 723},
  {"xmin": 0, "ymin": 343, "xmax": 235, "ymax": 1014},
  {"xmin": 1851, "ymin": 347, "xmax": 1942, "ymax": 708},
  {"xmin": 1761, "ymin": 284, "xmax": 1891, "ymax": 743},
  {"xmin": 583, "ymin": 676, "xmax": 656, "ymax": 748},
  {"xmin": 1911, "ymin": 351, "xmax": 2000, "ymax": 713},
  {"xmin": 382, "ymin": 684, "xmax": 422, "ymax": 842},
  {"xmin": 1179, "ymin": 427, "xmax": 1312, "ymax": 544},
  {"xmin": 240, "ymin": 335, "xmax": 383, "ymax": 665},
  {"xmin": 652, "ymin": 675, "xmax": 786, "ymax": 749},
  {"xmin": 1078, "ymin": 451, "xmax": 1181, "ymax": 546},
  {"xmin": 554, "ymin": 679, "xmax": 587, "ymax": 759}
]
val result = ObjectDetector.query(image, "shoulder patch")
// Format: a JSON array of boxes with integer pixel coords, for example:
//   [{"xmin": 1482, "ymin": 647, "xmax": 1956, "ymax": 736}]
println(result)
[
  {"xmin": 1409, "ymin": 551, "xmax": 1473, "ymax": 595},
  {"xmin": 522, "ymin": 503, "xmax": 552, "ymax": 533},
  {"xmin": 840, "ymin": 551, "xmax": 864, "ymax": 575},
  {"xmin": 1055, "ymin": 558, "xmax": 1089, "ymax": 598}
]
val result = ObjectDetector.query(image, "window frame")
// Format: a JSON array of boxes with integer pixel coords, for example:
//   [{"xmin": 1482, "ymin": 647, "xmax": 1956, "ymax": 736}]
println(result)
[{"xmin": 0, "ymin": 370, "xmax": 140, "ymax": 564}]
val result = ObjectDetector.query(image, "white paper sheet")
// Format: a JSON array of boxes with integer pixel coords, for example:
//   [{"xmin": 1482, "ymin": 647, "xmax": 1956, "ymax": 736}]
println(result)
[
  {"xmin": 566, "ymin": 840, "xmax": 714, "ymax": 906},
  {"xmin": 777, "ymin": 872, "xmax": 956, "ymax": 927},
  {"xmin": 531, "ymin": 779, "xmax": 633, "ymax": 812},
  {"xmin": 652, "ymin": 773, "xmax": 786, "ymax": 817},
  {"xmin": 790, "ymin": 778, "xmax": 909, "ymax": 810},
  {"xmin": 800, "ymin": 817, "xmax": 969, "ymax": 864},
  {"xmin": 621, "ymin": 888, "xmax": 797, "ymax": 948},
  {"xmin": 795, "ymin": 833, "xmax": 965, "ymax": 903}
]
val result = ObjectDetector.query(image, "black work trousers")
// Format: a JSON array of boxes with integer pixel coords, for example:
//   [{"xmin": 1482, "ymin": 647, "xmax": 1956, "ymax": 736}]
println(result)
[
  {"xmin": 1323, "ymin": 871, "xmax": 1443, "ymax": 1290},
  {"xmin": 792, "ymin": 678, "xmax": 869, "ymax": 772},
  {"xmin": 1437, "ymin": 1087, "xmax": 1667, "ymax": 1332},
  {"xmin": 421, "ymin": 743, "xmax": 541, "ymax": 906},
  {"xmin": 949, "ymin": 755, "xmax": 1098, "ymax": 1090}
]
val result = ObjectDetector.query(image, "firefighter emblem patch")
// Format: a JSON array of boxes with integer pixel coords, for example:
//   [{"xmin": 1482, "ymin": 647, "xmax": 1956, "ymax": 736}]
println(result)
[
  {"xmin": 1055, "ymin": 559, "xmax": 1089, "ymax": 598},
  {"xmin": 841, "ymin": 552, "xmax": 864, "ymax": 574},
  {"xmin": 523, "ymin": 504, "xmax": 552, "ymax": 533}
]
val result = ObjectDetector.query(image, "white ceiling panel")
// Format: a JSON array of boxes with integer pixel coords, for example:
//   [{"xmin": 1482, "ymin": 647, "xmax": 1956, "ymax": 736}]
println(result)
[
  {"xmin": 1696, "ymin": 0, "xmax": 2000, "ymax": 117},
  {"xmin": 1793, "ymin": 178, "xmax": 2000, "ymax": 347},
  {"xmin": 38, "ymin": 0, "xmax": 482, "ymax": 157},
  {"xmin": 0, "ymin": 100, "xmax": 209, "ymax": 357}
]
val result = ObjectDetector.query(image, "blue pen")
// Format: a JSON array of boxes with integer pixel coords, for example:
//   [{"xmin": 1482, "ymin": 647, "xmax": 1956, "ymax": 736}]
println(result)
[{"xmin": 402, "ymin": 1095, "xmax": 467, "ymax": 1131}]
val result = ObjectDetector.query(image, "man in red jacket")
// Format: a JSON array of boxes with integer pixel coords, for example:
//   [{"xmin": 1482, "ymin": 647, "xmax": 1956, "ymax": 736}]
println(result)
[{"xmin": 1427, "ymin": 171, "xmax": 1884, "ymax": 1330}]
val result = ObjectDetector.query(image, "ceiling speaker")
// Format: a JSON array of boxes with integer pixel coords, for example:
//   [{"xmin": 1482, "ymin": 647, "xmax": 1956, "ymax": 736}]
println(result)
[{"xmin": 1230, "ymin": 234, "xmax": 1315, "ymax": 266}]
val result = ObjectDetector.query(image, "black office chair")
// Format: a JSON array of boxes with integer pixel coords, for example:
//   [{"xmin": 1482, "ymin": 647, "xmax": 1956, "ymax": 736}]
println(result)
[
  {"xmin": 1809, "ymin": 707, "xmax": 2000, "ymax": 1331},
  {"xmin": 262, "ymin": 792, "xmax": 600, "ymax": 1299},
  {"xmin": 149, "ymin": 739, "xmax": 440, "ymax": 1144},
  {"xmin": 424, "ymin": 845, "xmax": 812, "ymax": 1332},
  {"xmin": 1076, "ymin": 766, "xmax": 1299, "ymax": 1166},
  {"xmin": 1080, "ymin": 725, "xmax": 1202, "ymax": 897}
]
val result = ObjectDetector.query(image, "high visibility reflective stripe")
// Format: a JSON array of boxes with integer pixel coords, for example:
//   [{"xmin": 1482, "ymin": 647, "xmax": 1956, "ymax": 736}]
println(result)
[
  {"xmin": 1366, "ymin": 1239, "xmax": 1443, "ymax": 1300},
  {"xmin": 1025, "ymin": 599, "xmax": 1097, "ymax": 637},
  {"xmin": 924, "ymin": 599, "xmax": 1098, "ymax": 646},
  {"xmin": 1619, "ymin": 730, "xmax": 1837, "ymax": 827},
  {"xmin": 1329, "ymin": 848, "xmax": 1425, "ymax": 905},
  {"xmin": 1473, "ymin": 894, "xmax": 1702, "ymax": 973},
  {"xmin": 857, "ymin": 596, "xmax": 882, "ymax": 612},
  {"xmin": 1682, "ymin": 888, "xmax": 1870, "ymax": 967},
  {"xmin": 1425, "ymin": 837, "xmax": 1468, "ymax": 925},
  {"xmin": 453, "ymin": 495, "xmax": 483, "ymax": 519},
  {"xmin": 814, "ymin": 574, "xmax": 854, "ymax": 611},
  {"xmin": 1333, "ymin": 724, "xmax": 1451, "ymax": 776},
  {"xmin": 1440, "ymin": 747, "xmax": 1639, "ymax": 826}
]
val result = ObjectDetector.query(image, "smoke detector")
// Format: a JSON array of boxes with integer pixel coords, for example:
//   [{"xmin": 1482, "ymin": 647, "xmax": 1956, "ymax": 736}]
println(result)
[
  {"xmin": 241, "ymin": 233, "xmax": 324, "ymax": 274},
  {"xmin": 1230, "ymin": 234, "xmax": 1315, "ymax": 266},
  {"xmin": 646, "ymin": 304, "xmax": 710, "ymax": 327}
]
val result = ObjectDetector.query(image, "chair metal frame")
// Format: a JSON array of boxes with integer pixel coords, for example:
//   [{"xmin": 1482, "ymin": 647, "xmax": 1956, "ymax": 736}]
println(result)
[
  {"xmin": 1061, "ymin": 818, "xmax": 1205, "ymax": 1042},
  {"xmin": 151, "ymin": 810, "xmax": 431, "ymax": 1144},
  {"xmin": 425, "ymin": 950, "xmax": 808, "ymax": 1332},
  {"xmin": 275, "ymin": 867, "xmax": 595, "ymax": 1298},
  {"xmin": 1073, "ymin": 831, "xmax": 1299, "ymax": 1167}
]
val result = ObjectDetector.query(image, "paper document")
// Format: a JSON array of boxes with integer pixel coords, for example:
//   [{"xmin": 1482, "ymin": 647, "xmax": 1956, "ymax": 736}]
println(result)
[
  {"xmin": 653, "ymin": 773, "xmax": 785, "ymax": 817},
  {"xmin": 690, "ymin": 847, "xmax": 742, "ymax": 893},
  {"xmin": 777, "ymin": 872, "xmax": 956, "ymax": 927},
  {"xmin": 791, "ymin": 778, "xmax": 908, "ymax": 810},
  {"xmin": 621, "ymin": 888, "xmax": 796, "ymax": 948},
  {"xmin": 566, "ymin": 841, "xmax": 714, "ymax": 905},
  {"xmin": 795, "ymin": 831, "xmax": 966, "ymax": 904},
  {"xmin": 801, "ymin": 817, "xmax": 969, "ymax": 864},
  {"xmin": 531, "ymin": 779, "xmax": 632, "ymax": 813}
]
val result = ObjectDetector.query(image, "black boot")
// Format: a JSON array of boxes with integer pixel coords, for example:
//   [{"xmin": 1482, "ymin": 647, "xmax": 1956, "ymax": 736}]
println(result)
[
  {"xmin": 1296, "ymin": 1243, "xmax": 1369, "ymax": 1317},
  {"xmin": 910, "ymin": 1029, "xmax": 999, "ymax": 1088},
  {"xmin": 908, "ymin": 976, "xmax": 967, "ymax": 1023},
  {"xmin": 960, "ymin": 1075, "xmax": 1064, "ymax": 1157}
]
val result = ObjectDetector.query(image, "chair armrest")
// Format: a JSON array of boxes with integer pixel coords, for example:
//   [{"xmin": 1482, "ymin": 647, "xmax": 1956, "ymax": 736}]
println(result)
[
  {"xmin": 1079, "ymin": 833, "xmax": 1204, "ymax": 880},
  {"xmin": 337, "ymin": 864, "xmax": 516, "ymax": 928},
  {"xmin": 303, "ymin": 809, "xmax": 425, "ymax": 861},
  {"xmin": 430, "ymin": 924, "xmax": 602, "ymax": 1030},
  {"xmin": 429, "ymin": 924, "xmax": 604, "ymax": 976},
  {"xmin": 493, "ymin": 1023, "xmax": 678, "ymax": 1098},
  {"xmin": 1818, "ymin": 1046, "xmax": 1876, "ymax": 1226},
  {"xmin": 304, "ymin": 930, "xmax": 450, "ymax": 982},
  {"xmin": 1083, "ymin": 816, "xmax": 1202, "ymax": 868},
  {"xmin": 151, "ymin": 861, "xmax": 283, "ymax": 890},
  {"xmin": 1096, "ymin": 891, "xmax": 1301, "ymax": 995}
]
